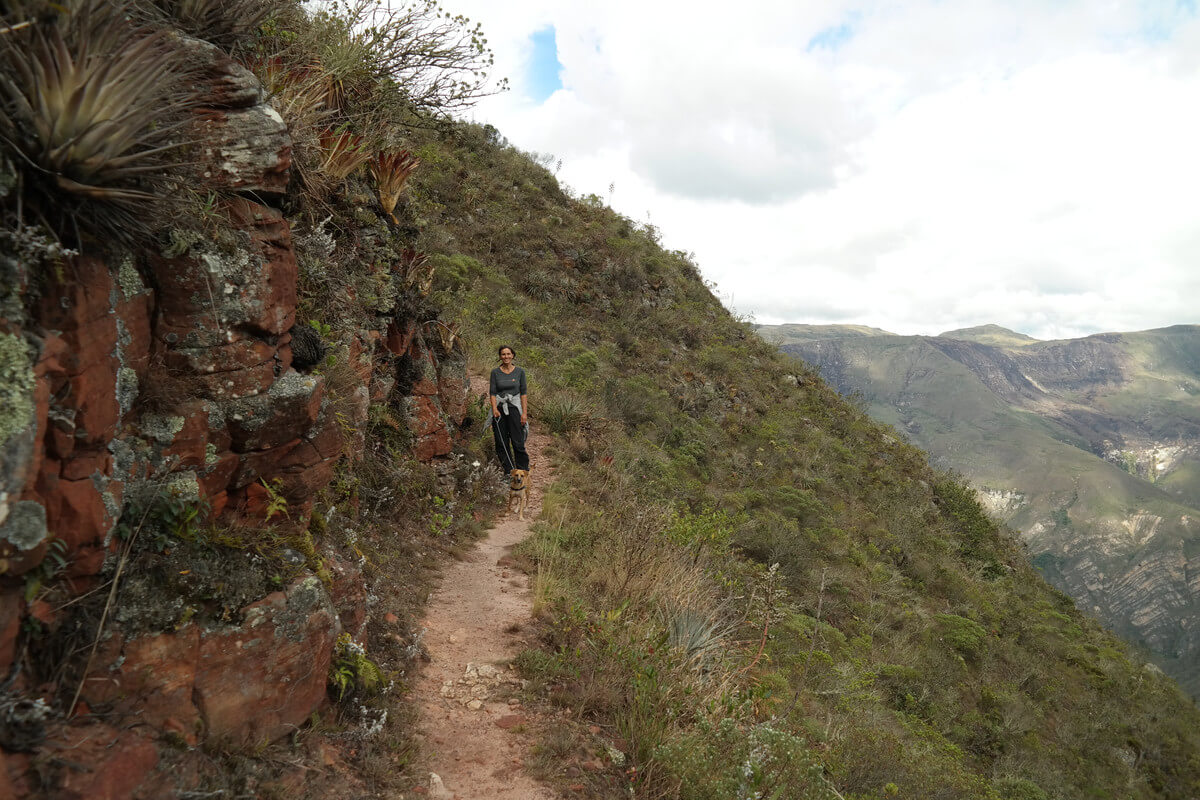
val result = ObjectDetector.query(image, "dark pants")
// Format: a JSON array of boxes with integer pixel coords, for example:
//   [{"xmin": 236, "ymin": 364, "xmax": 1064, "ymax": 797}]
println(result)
[{"xmin": 492, "ymin": 411, "xmax": 529, "ymax": 473}]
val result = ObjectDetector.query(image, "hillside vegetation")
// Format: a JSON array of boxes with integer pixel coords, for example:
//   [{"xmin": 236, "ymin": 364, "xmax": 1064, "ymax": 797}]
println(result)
[
  {"xmin": 765, "ymin": 323, "xmax": 1200, "ymax": 697},
  {"xmin": 2, "ymin": 1, "xmax": 1200, "ymax": 797},
  {"xmin": 399, "ymin": 128, "xmax": 1200, "ymax": 797}
]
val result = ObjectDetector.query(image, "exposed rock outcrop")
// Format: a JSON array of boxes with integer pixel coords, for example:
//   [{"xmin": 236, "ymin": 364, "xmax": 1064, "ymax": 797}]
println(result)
[{"xmin": 0, "ymin": 37, "xmax": 469, "ymax": 795}]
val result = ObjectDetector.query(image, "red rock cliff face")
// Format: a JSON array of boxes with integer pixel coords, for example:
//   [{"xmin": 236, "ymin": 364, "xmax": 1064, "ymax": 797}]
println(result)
[{"xmin": 0, "ymin": 40, "xmax": 468, "ymax": 797}]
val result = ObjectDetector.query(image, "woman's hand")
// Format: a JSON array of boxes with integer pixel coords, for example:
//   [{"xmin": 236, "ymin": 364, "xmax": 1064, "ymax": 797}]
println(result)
[{"xmin": 521, "ymin": 413, "xmax": 528, "ymax": 425}]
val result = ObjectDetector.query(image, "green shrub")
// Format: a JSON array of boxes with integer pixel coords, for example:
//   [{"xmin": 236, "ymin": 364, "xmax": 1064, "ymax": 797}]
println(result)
[
  {"xmin": 994, "ymin": 777, "xmax": 1051, "ymax": 800},
  {"xmin": 539, "ymin": 392, "xmax": 592, "ymax": 435},
  {"xmin": 607, "ymin": 375, "xmax": 672, "ymax": 429},
  {"xmin": 430, "ymin": 253, "xmax": 483, "ymax": 292},
  {"xmin": 652, "ymin": 718, "xmax": 836, "ymax": 800},
  {"xmin": 937, "ymin": 613, "xmax": 988, "ymax": 661}
]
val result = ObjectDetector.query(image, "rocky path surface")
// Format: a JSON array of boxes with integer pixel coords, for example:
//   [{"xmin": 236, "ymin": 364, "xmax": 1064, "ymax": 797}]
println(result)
[{"xmin": 405, "ymin": 418, "xmax": 557, "ymax": 799}]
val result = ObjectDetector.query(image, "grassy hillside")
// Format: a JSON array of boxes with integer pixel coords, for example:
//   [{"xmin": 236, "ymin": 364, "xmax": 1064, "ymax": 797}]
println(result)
[
  {"xmin": 393, "ymin": 126, "xmax": 1200, "ymax": 798},
  {"xmin": 939, "ymin": 324, "xmax": 1040, "ymax": 348},
  {"xmin": 6, "ymin": 1, "xmax": 1199, "ymax": 795},
  {"xmin": 766, "ymin": 325, "xmax": 1200, "ymax": 697},
  {"xmin": 757, "ymin": 323, "xmax": 896, "ymax": 346}
]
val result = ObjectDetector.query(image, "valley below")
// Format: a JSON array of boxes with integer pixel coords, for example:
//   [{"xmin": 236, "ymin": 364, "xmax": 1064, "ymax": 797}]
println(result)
[{"xmin": 761, "ymin": 322, "xmax": 1200, "ymax": 695}]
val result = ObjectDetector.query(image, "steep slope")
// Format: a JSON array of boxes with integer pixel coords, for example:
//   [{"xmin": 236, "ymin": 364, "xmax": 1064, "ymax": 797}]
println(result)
[
  {"xmin": 767, "ymin": 323, "xmax": 1200, "ymax": 694},
  {"xmin": 398, "ymin": 130, "xmax": 1200, "ymax": 798},
  {"xmin": 2, "ymin": 2, "xmax": 1200, "ymax": 797},
  {"xmin": 757, "ymin": 322, "xmax": 896, "ymax": 346}
]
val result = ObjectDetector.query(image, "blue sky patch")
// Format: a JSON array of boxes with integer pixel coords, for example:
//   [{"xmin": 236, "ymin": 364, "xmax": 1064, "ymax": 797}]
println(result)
[
  {"xmin": 806, "ymin": 21, "xmax": 855, "ymax": 52},
  {"xmin": 1138, "ymin": 0, "xmax": 1198, "ymax": 41},
  {"xmin": 527, "ymin": 26, "xmax": 564, "ymax": 103}
]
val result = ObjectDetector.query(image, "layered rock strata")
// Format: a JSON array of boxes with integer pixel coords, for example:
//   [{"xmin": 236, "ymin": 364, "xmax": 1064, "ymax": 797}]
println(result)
[{"xmin": 0, "ymin": 40, "xmax": 468, "ymax": 796}]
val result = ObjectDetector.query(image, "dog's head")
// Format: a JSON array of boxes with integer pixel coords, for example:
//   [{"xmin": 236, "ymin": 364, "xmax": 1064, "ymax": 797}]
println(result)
[{"xmin": 509, "ymin": 469, "xmax": 529, "ymax": 491}]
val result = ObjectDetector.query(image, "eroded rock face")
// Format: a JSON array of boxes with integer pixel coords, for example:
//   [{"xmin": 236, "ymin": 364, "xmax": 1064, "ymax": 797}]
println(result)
[
  {"xmin": 79, "ymin": 575, "xmax": 338, "ymax": 747},
  {"xmin": 0, "ymin": 25, "xmax": 473, "ymax": 798}
]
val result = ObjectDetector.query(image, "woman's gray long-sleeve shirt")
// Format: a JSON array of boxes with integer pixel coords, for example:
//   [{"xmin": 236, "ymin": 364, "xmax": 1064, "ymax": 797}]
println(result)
[{"xmin": 490, "ymin": 366, "xmax": 527, "ymax": 415}]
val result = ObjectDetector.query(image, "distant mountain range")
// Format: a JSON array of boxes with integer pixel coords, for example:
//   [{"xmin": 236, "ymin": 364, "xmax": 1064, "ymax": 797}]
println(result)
[{"xmin": 760, "ymin": 322, "xmax": 1200, "ymax": 693}]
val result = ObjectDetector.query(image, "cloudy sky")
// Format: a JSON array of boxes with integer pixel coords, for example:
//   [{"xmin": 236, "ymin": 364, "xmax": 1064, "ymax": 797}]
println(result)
[{"xmin": 446, "ymin": 0, "xmax": 1200, "ymax": 340}]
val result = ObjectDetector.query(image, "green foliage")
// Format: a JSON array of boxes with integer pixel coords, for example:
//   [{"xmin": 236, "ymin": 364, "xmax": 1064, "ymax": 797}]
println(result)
[
  {"xmin": 663, "ymin": 607, "xmax": 732, "ymax": 667},
  {"xmin": 429, "ymin": 253, "xmax": 483, "ymax": 293},
  {"xmin": 664, "ymin": 508, "xmax": 732, "ymax": 555},
  {"xmin": 272, "ymin": 0, "xmax": 506, "ymax": 123},
  {"xmin": 560, "ymin": 348, "xmax": 600, "ymax": 390},
  {"xmin": 539, "ymin": 392, "xmax": 592, "ymax": 435},
  {"xmin": 260, "ymin": 478, "xmax": 289, "ymax": 521},
  {"xmin": 993, "ymin": 777, "xmax": 1051, "ymax": 800},
  {"xmin": 933, "ymin": 477, "xmax": 1007, "ymax": 563},
  {"xmin": 606, "ymin": 375, "xmax": 673, "ymax": 429},
  {"xmin": 936, "ymin": 613, "xmax": 988, "ymax": 661},
  {"xmin": 328, "ymin": 632, "xmax": 386, "ymax": 700},
  {"xmin": 116, "ymin": 486, "xmax": 210, "ymax": 552},
  {"xmin": 652, "ymin": 719, "xmax": 835, "ymax": 800},
  {"xmin": 429, "ymin": 496, "xmax": 452, "ymax": 536}
]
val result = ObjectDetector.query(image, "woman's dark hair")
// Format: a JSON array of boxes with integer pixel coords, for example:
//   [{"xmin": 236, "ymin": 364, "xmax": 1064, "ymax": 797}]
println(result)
[{"xmin": 497, "ymin": 345, "xmax": 516, "ymax": 357}]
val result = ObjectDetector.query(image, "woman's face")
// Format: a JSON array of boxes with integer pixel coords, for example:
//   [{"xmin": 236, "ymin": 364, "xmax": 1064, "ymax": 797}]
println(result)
[{"xmin": 499, "ymin": 348, "xmax": 514, "ymax": 366}]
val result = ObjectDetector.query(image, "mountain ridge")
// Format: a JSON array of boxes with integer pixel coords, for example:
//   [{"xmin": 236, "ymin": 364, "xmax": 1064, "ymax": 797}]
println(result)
[{"xmin": 763, "ymin": 321, "xmax": 1200, "ymax": 693}]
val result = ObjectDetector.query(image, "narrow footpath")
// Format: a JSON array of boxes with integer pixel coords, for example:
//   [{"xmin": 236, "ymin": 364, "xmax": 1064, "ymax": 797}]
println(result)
[{"xmin": 405, "ymin": 407, "xmax": 557, "ymax": 799}]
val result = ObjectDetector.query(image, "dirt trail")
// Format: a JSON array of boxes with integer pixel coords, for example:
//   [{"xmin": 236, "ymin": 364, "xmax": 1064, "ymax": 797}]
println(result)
[{"xmin": 406, "ymin": 394, "xmax": 557, "ymax": 799}]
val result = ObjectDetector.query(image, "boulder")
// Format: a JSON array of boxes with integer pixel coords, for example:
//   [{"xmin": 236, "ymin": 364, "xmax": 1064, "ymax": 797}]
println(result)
[
  {"xmin": 80, "ymin": 576, "xmax": 339, "ymax": 748},
  {"xmin": 225, "ymin": 372, "xmax": 324, "ymax": 452},
  {"xmin": 194, "ymin": 576, "xmax": 338, "ymax": 744},
  {"xmin": 51, "ymin": 723, "xmax": 158, "ymax": 800},
  {"xmin": 179, "ymin": 36, "xmax": 264, "ymax": 110},
  {"xmin": 408, "ymin": 395, "xmax": 452, "ymax": 461},
  {"xmin": 81, "ymin": 627, "xmax": 203, "ymax": 737},
  {"xmin": 190, "ymin": 105, "xmax": 291, "ymax": 194},
  {"xmin": 150, "ymin": 200, "xmax": 296, "ymax": 350}
]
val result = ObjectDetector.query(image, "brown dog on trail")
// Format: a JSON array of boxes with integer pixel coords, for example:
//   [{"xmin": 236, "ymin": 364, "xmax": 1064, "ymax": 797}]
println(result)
[{"xmin": 507, "ymin": 469, "xmax": 530, "ymax": 520}]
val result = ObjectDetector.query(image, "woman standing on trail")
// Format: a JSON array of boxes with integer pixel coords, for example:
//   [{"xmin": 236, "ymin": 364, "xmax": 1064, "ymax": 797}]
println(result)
[{"xmin": 490, "ymin": 345, "xmax": 529, "ymax": 475}]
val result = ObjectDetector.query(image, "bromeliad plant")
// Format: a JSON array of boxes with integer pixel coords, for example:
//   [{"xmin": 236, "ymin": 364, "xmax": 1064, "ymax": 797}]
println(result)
[
  {"xmin": 142, "ymin": 0, "xmax": 284, "ymax": 52},
  {"xmin": 370, "ymin": 148, "xmax": 420, "ymax": 222},
  {"xmin": 317, "ymin": 128, "xmax": 371, "ymax": 182},
  {"xmin": 0, "ymin": 0, "xmax": 199, "ymax": 245}
]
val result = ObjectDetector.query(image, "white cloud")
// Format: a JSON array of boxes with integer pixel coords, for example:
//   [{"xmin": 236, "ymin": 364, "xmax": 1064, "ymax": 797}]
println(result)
[{"xmin": 451, "ymin": 0, "xmax": 1200, "ymax": 340}]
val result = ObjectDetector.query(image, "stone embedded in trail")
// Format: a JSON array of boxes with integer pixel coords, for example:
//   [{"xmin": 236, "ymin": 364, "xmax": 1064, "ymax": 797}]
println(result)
[{"xmin": 438, "ymin": 662, "xmax": 521, "ymax": 708}]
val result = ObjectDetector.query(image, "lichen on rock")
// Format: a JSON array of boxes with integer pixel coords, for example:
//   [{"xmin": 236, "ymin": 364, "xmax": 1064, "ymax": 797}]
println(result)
[
  {"xmin": 141, "ymin": 414, "xmax": 187, "ymax": 445},
  {"xmin": 117, "ymin": 367, "xmax": 140, "ymax": 415},
  {"xmin": 0, "ymin": 332, "xmax": 34, "ymax": 448},
  {"xmin": 116, "ymin": 256, "xmax": 145, "ymax": 301},
  {"xmin": 0, "ymin": 501, "xmax": 47, "ymax": 551},
  {"xmin": 164, "ymin": 472, "xmax": 202, "ymax": 502}
]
